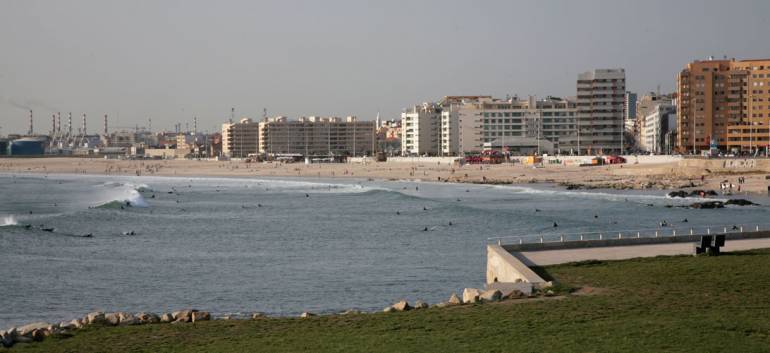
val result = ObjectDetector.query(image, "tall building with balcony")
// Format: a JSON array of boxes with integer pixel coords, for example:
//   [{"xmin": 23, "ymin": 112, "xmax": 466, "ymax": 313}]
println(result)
[
  {"xmin": 222, "ymin": 118, "xmax": 259, "ymax": 158},
  {"xmin": 401, "ymin": 103, "xmax": 441, "ymax": 156},
  {"xmin": 562, "ymin": 68, "xmax": 626, "ymax": 155},
  {"xmin": 640, "ymin": 103, "xmax": 676, "ymax": 154},
  {"xmin": 676, "ymin": 58, "xmax": 770, "ymax": 153},
  {"xmin": 258, "ymin": 116, "xmax": 375, "ymax": 157}
]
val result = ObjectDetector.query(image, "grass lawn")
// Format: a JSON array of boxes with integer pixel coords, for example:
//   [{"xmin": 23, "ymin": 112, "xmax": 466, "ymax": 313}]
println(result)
[{"xmin": 5, "ymin": 249, "xmax": 770, "ymax": 352}]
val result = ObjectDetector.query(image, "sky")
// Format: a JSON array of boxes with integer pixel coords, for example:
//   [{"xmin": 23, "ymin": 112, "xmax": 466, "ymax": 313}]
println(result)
[{"xmin": 1, "ymin": 0, "xmax": 769, "ymax": 135}]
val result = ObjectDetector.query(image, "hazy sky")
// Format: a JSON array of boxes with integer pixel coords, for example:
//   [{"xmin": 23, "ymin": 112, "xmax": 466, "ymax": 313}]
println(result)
[{"xmin": 1, "ymin": 0, "xmax": 769, "ymax": 134}]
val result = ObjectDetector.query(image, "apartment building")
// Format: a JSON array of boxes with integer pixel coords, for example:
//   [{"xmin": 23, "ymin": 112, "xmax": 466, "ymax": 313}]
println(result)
[
  {"xmin": 562, "ymin": 68, "xmax": 626, "ymax": 155},
  {"xmin": 454, "ymin": 96, "xmax": 577, "ymax": 155},
  {"xmin": 222, "ymin": 118, "xmax": 259, "ymax": 158},
  {"xmin": 258, "ymin": 116, "xmax": 375, "ymax": 157},
  {"xmin": 640, "ymin": 103, "xmax": 676, "ymax": 154},
  {"xmin": 401, "ymin": 103, "xmax": 441, "ymax": 156},
  {"xmin": 677, "ymin": 58, "xmax": 770, "ymax": 153}
]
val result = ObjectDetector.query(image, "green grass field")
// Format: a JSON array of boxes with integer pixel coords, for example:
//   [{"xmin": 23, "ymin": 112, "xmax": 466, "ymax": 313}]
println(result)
[{"xmin": 6, "ymin": 249, "xmax": 770, "ymax": 352}]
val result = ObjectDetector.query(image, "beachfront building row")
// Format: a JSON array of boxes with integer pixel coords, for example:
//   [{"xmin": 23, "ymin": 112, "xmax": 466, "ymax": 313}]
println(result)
[
  {"xmin": 257, "ymin": 116, "xmax": 375, "ymax": 157},
  {"xmin": 676, "ymin": 57, "xmax": 770, "ymax": 153},
  {"xmin": 402, "ymin": 68, "xmax": 624, "ymax": 156}
]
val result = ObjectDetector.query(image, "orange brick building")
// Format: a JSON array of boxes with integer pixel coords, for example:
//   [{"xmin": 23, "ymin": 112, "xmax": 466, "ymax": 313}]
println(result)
[{"xmin": 676, "ymin": 58, "xmax": 770, "ymax": 154}]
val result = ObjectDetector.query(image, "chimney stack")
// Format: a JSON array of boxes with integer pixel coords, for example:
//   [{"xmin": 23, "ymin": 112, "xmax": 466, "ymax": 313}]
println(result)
[
  {"xmin": 28, "ymin": 110, "xmax": 33, "ymax": 135},
  {"xmin": 104, "ymin": 114, "xmax": 108, "ymax": 135},
  {"xmin": 82, "ymin": 114, "xmax": 87, "ymax": 135},
  {"xmin": 57, "ymin": 112, "xmax": 61, "ymax": 133},
  {"xmin": 68, "ymin": 113, "xmax": 72, "ymax": 137},
  {"xmin": 52, "ymin": 114, "xmax": 56, "ymax": 135}
]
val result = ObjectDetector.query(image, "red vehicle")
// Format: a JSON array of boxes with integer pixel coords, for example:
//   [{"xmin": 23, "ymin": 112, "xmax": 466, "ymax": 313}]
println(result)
[
  {"xmin": 465, "ymin": 151, "xmax": 504, "ymax": 164},
  {"xmin": 605, "ymin": 155, "xmax": 626, "ymax": 164}
]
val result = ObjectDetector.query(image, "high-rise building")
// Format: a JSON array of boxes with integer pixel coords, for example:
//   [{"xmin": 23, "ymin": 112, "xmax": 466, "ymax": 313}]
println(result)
[
  {"xmin": 676, "ymin": 58, "xmax": 770, "ymax": 153},
  {"xmin": 640, "ymin": 103, "xmax": 676, "ymax": 154},
  {"xmin": 222, "ymin": 118, "xmax": 259, "ymax": 158},
  {"xmin": 562, "ymin": 68, "xmax": 626, "ymax": 155},
  {"xmin": 624, "ymin": 91, "xmax": 637, "ymax": 133},
  {"xmin": 258, "ymin": 116, "xmax": 375, "ymax": 157},
  {"xmin": 401, "ymin": 103, "xmax": 442, "ymax": 156}
]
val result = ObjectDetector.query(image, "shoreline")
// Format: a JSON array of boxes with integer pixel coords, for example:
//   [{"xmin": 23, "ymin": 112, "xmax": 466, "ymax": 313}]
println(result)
[{"xmin": 1, "ymin": 157, "xmax": 768, "ymax": 196}]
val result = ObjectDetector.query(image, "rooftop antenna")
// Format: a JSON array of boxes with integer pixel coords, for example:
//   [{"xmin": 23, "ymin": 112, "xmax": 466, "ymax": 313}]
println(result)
[
  {"xmin": 230, "ymin": 107, "xmax": 234, "ymax": 123},
  {"xmin": 28, "ymin": 110, "xmax": 33, "ymax": 135},
  {"xmin": 263, "ymin": 108, "xmax": 267, "ymax": 121}
]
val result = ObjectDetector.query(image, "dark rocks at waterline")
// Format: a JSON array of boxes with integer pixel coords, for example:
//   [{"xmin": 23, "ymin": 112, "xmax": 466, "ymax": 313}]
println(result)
[
  {"xmin": 725, "ymin": 199, "xmax": 759, "ymax": 206},
  {"xmin": 690, "ymin": 201, "xmax": 725, "ymax": 209},
  {"xmin": 668, "ymin": 190, "xmax": 719, "ymax": 198},
  {"xmin": 689, "ymin": 199, "xmax": 758, "ymax": 209}
]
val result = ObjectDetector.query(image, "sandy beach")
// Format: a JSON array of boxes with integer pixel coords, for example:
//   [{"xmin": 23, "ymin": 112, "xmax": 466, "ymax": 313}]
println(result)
[{"xmin": 2, "ymin": 157, "xmax": 769, "ymax": 196}]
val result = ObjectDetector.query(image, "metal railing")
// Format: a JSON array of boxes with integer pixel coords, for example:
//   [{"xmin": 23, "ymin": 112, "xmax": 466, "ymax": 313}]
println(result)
[{"xmin": 488, "ymin": 223, "xmax": 770, "ymax": 246}]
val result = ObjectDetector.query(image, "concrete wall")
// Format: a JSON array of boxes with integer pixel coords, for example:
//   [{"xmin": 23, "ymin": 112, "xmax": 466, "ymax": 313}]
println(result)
[
  {"xmin": 678, "ymin": 158, "xmax": 770, "ymax": 173},
  {"xmin": 486, "ymin": 245, "xmax": 545, "ymax": 285}
]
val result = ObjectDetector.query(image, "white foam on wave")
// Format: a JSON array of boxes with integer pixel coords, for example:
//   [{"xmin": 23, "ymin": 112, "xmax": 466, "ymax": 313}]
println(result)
[
  {"xmin": 97, "ymin": 182, "xmax": 150, "ymax": 208},
  {"xmin": 1, "ymin": 215, "xmax": 17, "ymax": 226}
]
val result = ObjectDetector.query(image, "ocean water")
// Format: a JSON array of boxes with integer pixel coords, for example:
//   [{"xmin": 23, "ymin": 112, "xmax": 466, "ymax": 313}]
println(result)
[{"xmin": 1, "ymin": 172, "xmax": 769, "ymax": 329}]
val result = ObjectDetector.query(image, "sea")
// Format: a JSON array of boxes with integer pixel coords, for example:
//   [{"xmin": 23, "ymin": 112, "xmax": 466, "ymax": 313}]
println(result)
[{"xmin": 1, "ymin": 172, "xmax": 769, "ymax": 329}]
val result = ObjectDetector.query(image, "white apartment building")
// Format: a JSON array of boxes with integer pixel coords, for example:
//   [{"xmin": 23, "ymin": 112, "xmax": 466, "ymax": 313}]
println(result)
[
  {"xmin": 222, "ymin": 118, "xmax": 260, "ymax": 158},
  {"xmin": 455, "ymin": 96, "xmax": 577, "ymax": 155},
  {"xmin": 258, "ymin": 116, "xmax": 375, "ymax": 157},
  {"xmin": 640, "ymin": 103, "xmax": 677, "ymax": 154},
  {"xmin": 562, "ymin": 68, "xmax": 626, "ymax": 155},
  {"xmin": 401, "ymin": 103, "xmax": 441, "ymax": 156}
]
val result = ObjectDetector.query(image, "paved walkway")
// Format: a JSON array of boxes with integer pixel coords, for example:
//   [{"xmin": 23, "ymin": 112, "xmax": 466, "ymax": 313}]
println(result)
[{"xmin": 516, "ymin": 238, "xmax": 770, "ymax": 266}]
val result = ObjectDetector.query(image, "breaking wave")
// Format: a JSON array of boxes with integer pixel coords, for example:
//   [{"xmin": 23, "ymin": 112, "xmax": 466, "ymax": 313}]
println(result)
[{"xmin": 1, "ymin": 215, "xmax": 17, "ymax": 226}]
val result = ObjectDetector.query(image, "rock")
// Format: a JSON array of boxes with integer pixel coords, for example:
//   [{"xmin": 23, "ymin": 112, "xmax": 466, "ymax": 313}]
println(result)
[
  {"xmin": 117, "ymin": 312, "xmax": 140, "ymax": 326},
  {"xmin": 300, "ymin": 312, "xmax": 316, "ymax": 318},
  {"xmin": 485, "ymin": 282, "xmax": 534, "ymax": 298},
  {"xmin": 58, "ymin": 321, "xmax": 76, "ymax": 330},
  {"xmin": 433, "ymin": 302, "xmax": 449, "ymax": 308},
  {"xmin": 391, "ymin": 300, "xmax": 411, "ymax": 312},
  {"xmin": 14, "ymin": 335, "xmax": 32, "ymax": 344},
  {"xmin": 545, "ymin": 289, "xmax": 555, "ymax": 296},
  {"xmin": 104, "ymin": 313, "xmax": 121, "ymax": 326},
  {"xmin": 191, "ymin": 311, "xmax": 210, "ymax": 322},
  {"xmin": 172, "ymin": 310, "xmax": 195, "ymax": 323},
  {"xmin": 1, "ymin": 333, "xmax": 13, "ymax": 348},
  {"xmin": 690, "ymin": 201, "xmax": 724, "ymax": 209},
  {"xmin": 479, "ymin": 289, "xmax": 503, "ymax": 302},
  {"xmin": 383, "ymin": 306, "xmax": 395, "ymax": 313},
  {"xmin": 251, "ymin": 312, "xmax": 266, "ymax": 320},
  {"xmin": 70, "ymin": 319, "xmax": 85, "ymax": 329},
  {"xmin": 17, "ymin": 322, "xmax": 50, "ymax": 337},
  {"xmin": 136, "ymin": 312, "xmax": 160, "ymax": 324},
  {"xmin": 667, "ymin": 190, "xmax": 688, "ymax": 198},
  {"xmin": 86, "ymin": 311, "xmax": 106, "ymax": 325},
  {"xmin": 160, "ymin": 313, "xmax": 174, "ymax": 323},
  {"xmin": 30, "ymin": 329, "xmax": 46, "ymax": 341},
  {"xmin": 447, "ymin": 292, "xmax": 462, "ymax": 305},
  {"xmin": 462, "ymin": 288, "xmax": 481, "ymax": 304},
  {"xmin": 726, "ymin": 199, "xmax": 758, "ymax": 206},
  {"xmin": 413, "ymin": 301, "xmax": 429, "ymax": 310}
]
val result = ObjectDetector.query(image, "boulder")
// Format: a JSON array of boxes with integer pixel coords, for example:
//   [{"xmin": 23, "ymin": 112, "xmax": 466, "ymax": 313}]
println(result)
[
  {"xmin": 17, "ymin": 322, "xmax": 50, "ymax": 337},
  {"xmin": 86, "ymin": 311, "xmax": 106, "ymax": 325},
  {"xmin": 104, "ymin": 313, "xmax": 121, "ymax": 326},
  {"xmin": 433, "ymin": 302, "xmax": 449, "ymax": 308},
  {"xmin": 30, "ymin": 329, "xmax": 46, "ymax": 341},
  {"xmin": 726, "ymin": 199, "xmax": 758, "ymax": 206},
  {"xmin": 479, "ymin": 289, "xmax": 502, "ymax": 302},
  {"xmin": 462, "ymin": 288, "xmax": 481, "ymax": 304},
  {"xmin": 70, "ymin": 319, "xmax": 85, "ymax": 329},
  {"xmin": 136, "ymin": 312, "xmax": 160, "ymax": 324},
  {"xmin": 447, "ymin": 292, "xmax": 462, "ymax": 305},
  {"xmin": 690, "ymin": 201, "xmax": 725, "ymax": 209},
  {"xmin": 117, "ymin": 312, "xmax": 140, "ymax": 326},
  {"xmin": 300, "ymin": 312, "xmax": 316, "ymax": 318},
  {"xmin": 485, "ymin": 282, "xmax": 534, "ymax": 298},
  {"xmin": 413, "ymin": 300, "xmax": 429, "ymax": 310},
  {"xmin": 191, "ymin": 311, "xmax": 210, "ymax": 322},
  {"xmin": 1, "ymin": 332, "xmax": 13, "ymax": 348},
  {"xmin": 172, "ymin": 310, "xmax": 195, "ymax": 323},
  {"xmin": 160, "ymin": 313, "xmax": 174, "ymax": 323},
  {"xmin": 391, "ymin": 300, "xmax": 411, "ymax": 312},
  {"xmin": 251, "ymin": 312, "xmax": 266, "ymax": 320},
  {"xmin": 382, "ymin": 306, "xmax": 395, "ymax": 313},
  {"xmin": 667, "ymin": 190, "xmax": 688, "ymax": 198}
]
